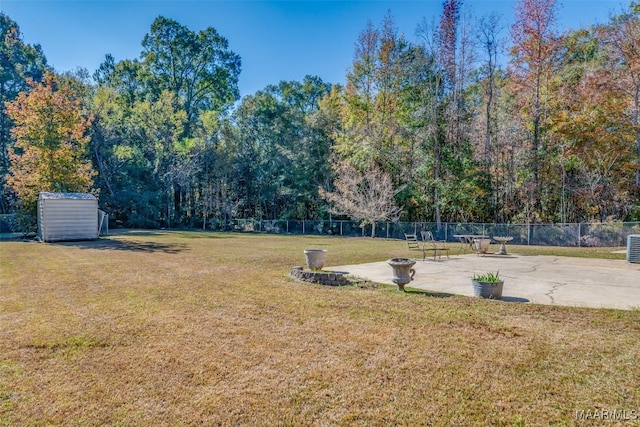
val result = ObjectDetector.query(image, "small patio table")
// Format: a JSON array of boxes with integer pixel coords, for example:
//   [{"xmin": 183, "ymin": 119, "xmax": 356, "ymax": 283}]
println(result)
[{"xmin": 453, "ymin": 234, "xmax": 489, "ymax": 254}]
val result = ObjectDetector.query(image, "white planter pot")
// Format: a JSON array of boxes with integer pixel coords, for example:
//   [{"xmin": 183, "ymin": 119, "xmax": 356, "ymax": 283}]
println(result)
[
  {"xmin": 474, "ymin": 238, "xmax": 491, "ymax": 254},
  {"xmin": 304, "ymin": 249, "xmax": 327, "ymax": 270}
]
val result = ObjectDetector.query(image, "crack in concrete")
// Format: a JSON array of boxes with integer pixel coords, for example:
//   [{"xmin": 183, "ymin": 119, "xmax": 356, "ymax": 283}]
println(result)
[
  {"xmin": 544, "ymin": 281, "xmax": 568, "ymax": 304},
  {"xmin": 521, "ymin": 262, "xmax": 541, "ymax": 275}
]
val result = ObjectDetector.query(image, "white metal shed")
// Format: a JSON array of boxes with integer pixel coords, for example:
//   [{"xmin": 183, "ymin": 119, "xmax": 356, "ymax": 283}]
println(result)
[{"xmin": 37, "ymin": 192, "xmax": 99, "ymax": 242}]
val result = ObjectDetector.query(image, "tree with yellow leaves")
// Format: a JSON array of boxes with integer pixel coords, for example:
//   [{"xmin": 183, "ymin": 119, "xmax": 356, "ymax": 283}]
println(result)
[{"xmin": 5, "ymin": 72, "xmax": 96, "ymax": 225}]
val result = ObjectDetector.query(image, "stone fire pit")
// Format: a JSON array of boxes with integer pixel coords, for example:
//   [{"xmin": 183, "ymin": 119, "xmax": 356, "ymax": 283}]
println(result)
[{"xmin": 290, "ymin": 266, "xmax": 350, "ymax": 286}]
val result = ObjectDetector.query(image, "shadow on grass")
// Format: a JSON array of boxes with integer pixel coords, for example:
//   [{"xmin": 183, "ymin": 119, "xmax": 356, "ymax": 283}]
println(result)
[
  {"xmin": 170, "ymin": 232, "xmax": 237, "ymax": 239},
  {"xmin": 107, "ymin": 229, "xmax": 169, "ymax": 237},
  {"xmin": 476, "ymin": 254, "xmax": 520, "ymax": 259},
  {"xmin": 500, "ymin": 296, "xmax": 530, "ymax": 303},
  {"xmin": 403, "ymin": 287, "xmax": 529, "ymax": 303},
  {"xmin": 403, "ymin": 287, "xmax": 456, "ymax": 298},
  {"xmin": 56, "ymin": 238, "xmax": 188, "ymax": 254},
  {"xmin": 108, "ymin": 229, "xmax": 236, "ymax": 239}
]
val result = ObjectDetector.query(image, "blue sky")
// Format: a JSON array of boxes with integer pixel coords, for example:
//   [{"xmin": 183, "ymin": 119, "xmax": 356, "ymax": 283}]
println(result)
[{"xmin": 0, "ymin": 0, "xmax": 628, "ymax": 98}]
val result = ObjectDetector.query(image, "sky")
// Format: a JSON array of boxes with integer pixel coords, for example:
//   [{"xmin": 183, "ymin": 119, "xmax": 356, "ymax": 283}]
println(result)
[{"xmin": 0, "ymin": 0, "xmax": 630, "ymax": 99}]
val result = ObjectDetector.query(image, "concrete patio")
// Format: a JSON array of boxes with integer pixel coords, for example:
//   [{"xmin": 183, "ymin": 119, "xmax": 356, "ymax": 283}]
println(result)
[{"xmin": 330, "ymin": 253, "xmax": 640, "ymax": 310}]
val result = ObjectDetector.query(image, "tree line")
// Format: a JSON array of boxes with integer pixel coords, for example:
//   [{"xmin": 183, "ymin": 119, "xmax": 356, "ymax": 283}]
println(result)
[{"xmin": 1, "ymin": 0, "xmax": 639, "ymax": 235}]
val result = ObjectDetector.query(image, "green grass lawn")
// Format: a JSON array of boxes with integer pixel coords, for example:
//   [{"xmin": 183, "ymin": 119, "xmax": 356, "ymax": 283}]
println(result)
[{"xmin": 1, "ymin": 230, "xmax": 638, "ymax": 425}]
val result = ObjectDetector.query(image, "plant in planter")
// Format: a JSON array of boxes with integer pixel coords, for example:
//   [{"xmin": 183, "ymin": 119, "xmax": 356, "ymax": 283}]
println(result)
[{"xmin": 471, "ymin": 271, "xmax": 504, "ymax": 299}]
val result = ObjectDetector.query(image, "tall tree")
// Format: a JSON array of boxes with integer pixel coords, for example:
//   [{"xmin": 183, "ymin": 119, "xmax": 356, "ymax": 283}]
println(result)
[
  {"xmin": 416, "ymin": 1, "xmax": 480, "ymax": 224},
  {"xmin": 477, "ymin": 13, "xmax": 503, "ymax": 168},
  {"xmin": 598, "ymin": 7, "xmax": 640, "ymax": 189},
  {"xmin": 337, "ymin": 14, "xmax": 414, "ymax": 176},
  {"xmin": 141, "ymin": 16, "xmax": 241, "ymax": 133},
  {"xmin": 127, "ymin": 90, "xmax": 187, "ymax": 227},
  {"xmin": 5, "ymin": 73, "xmax": 95, "ymax": 225},
  {"xmin": 475, "ymin": 13, "xmax": 506, "ymax": 221},
  {"xmin": 89, "ymin": 17, "xmax": 242, "ymax": 226},
  {"xmin": 228, "ymin": 76, "xmax": 332, "ymax": 220},
  {"xmin": 546, "ymin": 27, "xmax": 629, "ymax": 221},
  {"xmin": 438, "ymin": 0, "xmax": 475, "ymax": 158},
  {"xmin": 93, "ymin": 56, "xmax": 146, "ymax": 107},
  {"xmin": 0, "ymin": 13, "xmax": 48, "ymax": 213},
  {"xmin": 416, "ymin": 17, "xmax": 446, "ymax": 225},
  {"xmin": 509, "ymin": 0, "xmax": 560, "ymax": 217},
  {"xmin": 332, "ymin": 13, "xmax": 426, "ymax": 224}
]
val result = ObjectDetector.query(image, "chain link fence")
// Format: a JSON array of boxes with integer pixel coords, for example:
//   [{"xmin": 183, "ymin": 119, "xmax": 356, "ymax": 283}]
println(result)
[
  {"xmin": 0, "ymin": 214, "xmax": 18, "ymax": 237},
  {"xmin": 213, "ymin": 219, "xmax": 640, "ymax": 247},
  {"xmin": 2, "ymin": 213, "xmax": 637, "ymax": 246}
]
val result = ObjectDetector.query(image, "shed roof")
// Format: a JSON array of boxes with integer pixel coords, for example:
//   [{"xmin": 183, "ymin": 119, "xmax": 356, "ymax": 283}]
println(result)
[{"xmin": 39, "ymin": 192, "xmax": 97, "ymax": 200}]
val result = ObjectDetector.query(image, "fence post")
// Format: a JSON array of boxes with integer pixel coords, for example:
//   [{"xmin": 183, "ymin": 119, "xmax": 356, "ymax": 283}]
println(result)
[
  {"xmin": 302, "ymin": 220, "xmax": 305, "ymax": 235},
  {"xmin": 527, "ymin": 223, "xmax": 531, "ymax": 245},
  {"xmin": 340, "ymin": 221, "xmax": 343, "ymax": 236},
  {"xmin": 578, "ymin": 223, "xmax": 581, "ymax": 247},
  {"xmin": 386, "ymin": 222, "xmax": 389, "ymax": 239}
]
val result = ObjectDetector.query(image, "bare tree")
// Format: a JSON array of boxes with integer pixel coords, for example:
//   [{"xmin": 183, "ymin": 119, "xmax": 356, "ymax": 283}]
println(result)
[{"xmin": 320, "ymin": 162, "xmax": 402, "ymax": 237}]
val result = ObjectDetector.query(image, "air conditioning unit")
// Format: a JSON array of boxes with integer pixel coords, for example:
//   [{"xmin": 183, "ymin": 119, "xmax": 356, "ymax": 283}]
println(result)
[{"xmin": 628, "ymin": 234, "xmax": 640, "ymax": 263}]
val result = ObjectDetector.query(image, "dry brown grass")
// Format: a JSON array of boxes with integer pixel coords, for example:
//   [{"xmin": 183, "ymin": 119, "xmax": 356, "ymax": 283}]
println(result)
[{"xmin": 1, "ymin": 230, "xmax": 639, "ymax": 426}]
